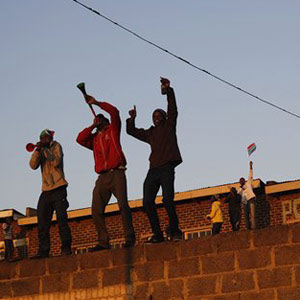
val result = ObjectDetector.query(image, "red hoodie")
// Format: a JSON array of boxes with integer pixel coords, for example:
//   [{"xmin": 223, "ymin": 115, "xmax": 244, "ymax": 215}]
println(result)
[{"xmin": 76, "ymin": 102, "xmax": 127, "ymax": 174}]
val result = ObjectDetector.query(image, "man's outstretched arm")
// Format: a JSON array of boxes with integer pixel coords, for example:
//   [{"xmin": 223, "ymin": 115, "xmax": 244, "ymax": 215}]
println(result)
[
  {"xmin": 161, "ymin": 77, "xmax": 178, "ymax": 127},
  {"xmin": 126, "ymin": 105, "xmax": 150, "ymax": 143}
]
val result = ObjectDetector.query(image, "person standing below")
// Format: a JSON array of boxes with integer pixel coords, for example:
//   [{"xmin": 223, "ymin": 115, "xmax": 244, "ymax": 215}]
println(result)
[
  {"xmin": 77, "ymin": 96, "xmax": 135, "ymax": 250},
  {"xmin": 126, "ymin": 77, "xmax": 183, "ymax": 243},
  {"xmin": 206, "ymin": 195, "xmax": 223, "ymax": 236},
  {"xmin": 225, "ymin": 187, "xmax": 241, "ymax": 231},
  {"xmin": 2, "ymin": 218, "xmax": 14, "ymax": 261},
  {"xmin": 238, "ymin": 161, "xmax": 256, "ymax": 230},
  {"xmin": 30, "ymin": 129, "xmax": 72, "ymax": 258}
]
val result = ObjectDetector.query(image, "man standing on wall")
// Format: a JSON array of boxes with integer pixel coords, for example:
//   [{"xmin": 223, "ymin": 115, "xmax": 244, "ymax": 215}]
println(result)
[
  {"xmin": 2, "ymin": 217, "xmax": 14, "ymax": 261},
  {"xmin": 126, "ymin": 77, "xmax": 183, "ymax": 243},
  {"xmin": 238, "ymin": 161, "xmax": 256, "ymax": 230},
  {"xmin": 29, "ymin": 129, "xmax": 72, "ymax": 258},
  {"xmin": 77, "ymin": 96, "xmax": 135, "ymax": 250}
]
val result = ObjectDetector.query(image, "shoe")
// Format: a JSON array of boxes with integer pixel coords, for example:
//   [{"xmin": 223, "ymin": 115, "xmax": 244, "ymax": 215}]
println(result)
[
  {"xmin": 165, "ymin": 226, "xmax": 183, "ymax": 241},
  {"xmin": 123, "ymin": 239, "xmax": 136, "ymax": 248},
  {"xmin": 145, "ymin": 235, "xmax": 164, "ymax": 244},
  {"xmin": 171, "ymin": 230, "xmax": 183, "ymax": 241},
  {"xmin": 31, "ymin": 252, "xmax": 49, "ymax": 259},
  {"xmin": 61, "ymin": 248, "xmax": 72, "ymax": 256},
  {"xmin": 90, "ymin": 244, "xmax": 110, "ymax": 252}
]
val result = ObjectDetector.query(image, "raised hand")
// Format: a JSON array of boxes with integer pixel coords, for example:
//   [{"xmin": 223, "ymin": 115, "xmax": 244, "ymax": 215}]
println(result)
[
  {"xmin": 128, "ymin": 105, "xmax": 137, "ymax": 119},
  {"xmin": 160, "ymin": 77, "xmax": 170, "ymax": 95},
  {"xmin": 85, "ymin": 95, "xmax": 98, "ymax": 106}
]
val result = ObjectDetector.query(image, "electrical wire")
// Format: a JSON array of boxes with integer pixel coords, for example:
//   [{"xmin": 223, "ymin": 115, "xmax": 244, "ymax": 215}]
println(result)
[{"xmin": 71, "ymin": 0, "xmax": 300, "ymax": 119}]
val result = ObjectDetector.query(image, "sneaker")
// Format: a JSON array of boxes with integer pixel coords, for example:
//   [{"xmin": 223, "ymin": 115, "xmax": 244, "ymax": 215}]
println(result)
[
  {"xmin": 171, "ymin": 230, "xmax": 183, "ymax": 241},
  {"xmin": 90, "ymin": 244, "xmax": 110, "ymax": 252},
  {"xmin": 61, "ymin": 248, "xmax": 72, "ymax": 256},
  {"xmin": 145, "ymin": 235, "xmax": 164, "ymax": 244},
  {"xmin": 165, "ymin": 227, "xmax": 183, "ymax": 241}
]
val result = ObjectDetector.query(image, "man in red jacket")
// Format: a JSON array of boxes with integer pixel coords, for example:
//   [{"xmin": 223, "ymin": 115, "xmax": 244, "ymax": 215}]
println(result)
[
  {"xmin": 77, "ymin": 96, "xmax": 135, "ymax": 250},
  {"xmin": 126, "ymin": 77, "xmax": 183, "ymax": 243}
]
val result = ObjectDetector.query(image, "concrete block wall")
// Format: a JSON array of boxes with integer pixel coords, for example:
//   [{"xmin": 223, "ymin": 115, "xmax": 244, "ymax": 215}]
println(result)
[{"xmin": 1, "ymin": 223, "xmax": 300, "ymax": 300}]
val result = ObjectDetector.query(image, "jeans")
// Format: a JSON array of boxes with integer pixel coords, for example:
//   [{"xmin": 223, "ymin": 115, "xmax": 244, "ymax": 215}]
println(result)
[
  {"xmin": 92, "ymin": 169, "xmax": 135, "ymax": 246},
  {"xmin": 4, "ymin": 239, "xmax": 14, "ymax": 260},
  {"xmin": 143, "ymin": 164, "xmax": 180, "ymax": 237},
  {"xmin": 243, "ymin": 198, "xmax": 256, "ymax": 230},
  {"xmin": 37, "ymin": 185, "xmax": 72, "ymax": 255},
  {"xmin": 212, "ymin": 222, "xmax": 223, "ymax": 236},
  {"xmin": 229, "ymin": 211, "xmax": 241, "ymax": 231}
]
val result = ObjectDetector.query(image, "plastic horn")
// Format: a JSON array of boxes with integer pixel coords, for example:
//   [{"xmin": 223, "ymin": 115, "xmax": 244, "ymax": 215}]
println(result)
[
  {"xmin": 26, "ymin": 143, "xmax": 36, "ymax": 152},
  {"xmin": 76, "ymin": 82, "xmax": 96, "ymax": 117}
]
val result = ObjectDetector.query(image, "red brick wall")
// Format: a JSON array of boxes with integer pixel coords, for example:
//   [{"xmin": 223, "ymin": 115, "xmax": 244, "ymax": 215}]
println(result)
[
  {"xmin": 6, "ymin": 188, "xmax": 300, "ymax": 258},
  {"xmin": 1, "ymin": 224, "xmax": 300, "ymax": 299}
]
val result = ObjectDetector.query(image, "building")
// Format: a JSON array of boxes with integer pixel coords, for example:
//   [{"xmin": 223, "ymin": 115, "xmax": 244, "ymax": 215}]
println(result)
[{"xmin": 1, "ymin": 178, "xmax": 300, "ymax": 259}]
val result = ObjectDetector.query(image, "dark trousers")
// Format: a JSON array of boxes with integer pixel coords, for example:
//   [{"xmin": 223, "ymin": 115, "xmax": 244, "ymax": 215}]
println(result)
[
  {"xmin": 4, "ymin": 239, "xmax": 14, "ymax": 261},
  {"xmin": 92, "ymin": 169, "xmax": 135, "ymax": 246},
  {"xmin": 243, "ymin": 198, "xmax": 256, "ymax": 230},
  {"xmin": 37, "ymin": 185, "xmax": 72, "ymax": 255},
  {"xmin": 229, "ymin": 211, "xmax": 241, "ymax": 231},
  {"xmin": 143, "ymin": 164, "xmax": 180, "ymax": 237},
  {"xmin": 212, "ymin": 222, "xmax": 223, "ymax": 236}
]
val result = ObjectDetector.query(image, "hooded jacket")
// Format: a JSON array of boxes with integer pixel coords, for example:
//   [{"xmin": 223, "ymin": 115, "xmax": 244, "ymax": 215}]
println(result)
[
  {"xmin": 30, "ymin": 141, "xmax": 68, "ymax": 191},
  {"xmin": 126, "ymin": 87, "xmax": 182, "ymax": 169},
  {"xmin": 76, "ymin": 102, "xmax": 126, "ymax": 174},
  {"xmin": 207, "ymin": 200, "xmax": 223, "ymax": 223}
]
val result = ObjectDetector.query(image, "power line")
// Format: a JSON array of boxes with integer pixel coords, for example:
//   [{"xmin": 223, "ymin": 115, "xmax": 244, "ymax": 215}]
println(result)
[{"xmin": 71, "ymin": 0, "xmax": 300, "ymax": 119}]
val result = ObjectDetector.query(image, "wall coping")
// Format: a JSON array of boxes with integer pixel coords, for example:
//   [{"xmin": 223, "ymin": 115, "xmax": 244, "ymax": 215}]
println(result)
[{"xmin": 18, "ymin": 179, "xmax": 262, "ymax": 226}]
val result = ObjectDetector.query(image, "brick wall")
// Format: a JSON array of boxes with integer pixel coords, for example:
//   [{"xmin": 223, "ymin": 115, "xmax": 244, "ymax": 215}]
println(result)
[
  {"xmin": 20, "ymin": 186, "xmax": 283, "ymax": 257},
  {"xmin": 0, "ymin": 223, "xmax": 300, "ymax": 300},
  {"xmin": 2, "ymin": 186, "xmax": 299, "ymax": 258}
]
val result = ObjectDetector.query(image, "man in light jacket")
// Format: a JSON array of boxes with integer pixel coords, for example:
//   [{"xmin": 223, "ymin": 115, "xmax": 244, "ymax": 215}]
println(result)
[
  {"xmin": 238, "ymin": 161, "xmax": 256, "ymax": 230},
  {"xmin": 30, "ymin": 129, "xmax": 72, "ymax": 258}
]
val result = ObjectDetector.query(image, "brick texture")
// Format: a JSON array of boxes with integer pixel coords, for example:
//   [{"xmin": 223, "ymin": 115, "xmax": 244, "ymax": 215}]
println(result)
[
  {"xmin": 187, "ymin": 275, "xmax": 218, "ymax": 296},
  {"xmin": 275, "ymin": 244, "xmax": 300, "ymax": 265},
  {"xmin": 237, "ymin": 247, "xmax": 271, "ymax": 270},
  {"xmin": 11, "ymin": 278, "xmax": 40, "ymax": 297},
  {"xmin": 168, "ymin": 257, "xmax": 200, "ymax": 278},
  {"xmin": 202, "ymin": 252, "xmax": 235, "ymax": 274},
  {"xmin": 257, "ymin": 267, "xmax": 292, "ymax": 289},
  {"xmin": 221, "ymin": 272, "xmax": 255, "ymax": 293},
  {"xmin": 41, "ymin": 274, "xmax": 70, "ymax": 293},
  {"xmin": 277, "ymin": 287, "xmax": 300, "ymax": 300},
  {"xmin": 134, "ymin": 261, "xmax": 164, "ymax": 282},
  {"xmin": 72, "ymin": 270, "xmax": 99, "ymax": 290}
]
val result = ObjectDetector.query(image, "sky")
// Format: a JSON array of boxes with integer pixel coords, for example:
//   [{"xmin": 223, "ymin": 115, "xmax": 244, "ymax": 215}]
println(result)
[{"xmin": 1, "ymin": 1, "xmax": 300, "ymax": 214}]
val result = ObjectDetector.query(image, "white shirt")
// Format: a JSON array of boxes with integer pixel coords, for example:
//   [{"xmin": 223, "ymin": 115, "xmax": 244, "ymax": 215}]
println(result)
[
  {"xmin": 238, "ymin": 168, "xmax": 256, "ymax": 204},
  {"xmin": 2, "ymin": 223, "xmax": 12, "ymax": 240}
]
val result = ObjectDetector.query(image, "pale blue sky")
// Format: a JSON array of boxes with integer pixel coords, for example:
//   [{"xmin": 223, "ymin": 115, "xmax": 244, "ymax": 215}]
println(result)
[{"xmin": 1, "ymin": 1, "xmax": 300, "ymax": 213}]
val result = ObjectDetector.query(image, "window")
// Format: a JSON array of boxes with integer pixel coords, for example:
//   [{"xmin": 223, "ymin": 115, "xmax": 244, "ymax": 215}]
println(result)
[{"xmin": 184, "ymin": 227, "xmax": 212, "ymax": 240}]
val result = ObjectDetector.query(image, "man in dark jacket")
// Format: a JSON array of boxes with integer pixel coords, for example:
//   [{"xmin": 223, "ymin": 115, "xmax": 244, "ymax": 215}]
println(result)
[
  {"xmin": 225, "ymin": 187, "xmax": 241, "ymax": 231},
  {"xmin": 126, "ymin": 77, "xmax": 183, "ymax": 243},
  {"xmin": 77, "ymin": 96, "xmax": 135, "ymax": 250}
]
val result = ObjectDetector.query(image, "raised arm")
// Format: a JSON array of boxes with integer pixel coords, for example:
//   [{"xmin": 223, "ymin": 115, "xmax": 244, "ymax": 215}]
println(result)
[
  {"xmin": 126, "ymin": 105, "xmax": 150, "ymax": 143},
  {"xmin": 248, "ymin": 161, "xmax": 253, "ymax": 183},
  {"xmin": 86, "ymin": 96, "xmax": 121, "ymax": 131},
  {"xmin": 29, "ymin": 150, "xmax": 42, "ymax": 170},
  {"xmin": 161, "ymin": 77, "xmax": 178, "ymax": 127},
  {"xmin": 76, "ymin": 126, "xmax": 94, "ymax": 150}
]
